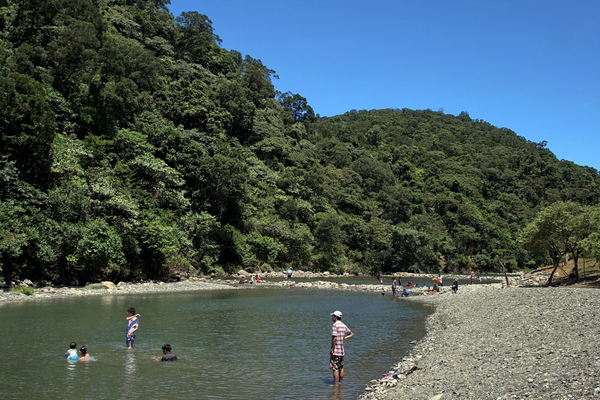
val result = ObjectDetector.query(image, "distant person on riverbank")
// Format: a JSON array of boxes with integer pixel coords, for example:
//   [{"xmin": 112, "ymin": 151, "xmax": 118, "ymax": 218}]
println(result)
[
  {"xmin": 402, "ymin": 288, "xmax": 410, "ymax": 297},
  {"xmin": 391, "ymin": 278, "xmax": 398, "ymax": 296},
  {"xmin": 433, "ymin": 283, "xmax": 439, "ymax": 292},
  {"xmin": 79, "ymin": 346, "xmax": 91, "ymax": 361},
  {"xmin": 330, "ymin": 310, "xmax": 354, "ymax": 386},
  {"xmin": 255, "ymin": 274, "xmax": 260, "ymax": 283},
  {"xmin": 126, "ymin": 307, "xmax": 140, "ymax": 348},
  {"xmin": 451, "ymin": 278, "xmax": 459, "ymax": 294},
  {"xmin": 153, "ymin": 344, "xmax": 177, "ymax": 361},
  {"xmin": 377, "ymin": 273, "xmax": 383, "ymax": 284},
  {"xmin": 64, "ymin": 342, "xmax": 78, "ymax": 360}
]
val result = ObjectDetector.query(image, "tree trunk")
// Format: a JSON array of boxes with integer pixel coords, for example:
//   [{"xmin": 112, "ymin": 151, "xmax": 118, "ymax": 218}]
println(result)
[
  {"xmin": 570, "ymin": 256, "xmax": 579, "ymax": 283},
  {"xmin": 544, "ymin": 260, "xmax": 561, "ymax": 287}
]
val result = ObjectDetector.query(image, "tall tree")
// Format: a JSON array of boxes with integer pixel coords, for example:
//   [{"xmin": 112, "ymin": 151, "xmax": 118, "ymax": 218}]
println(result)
[{"xmin": 518, "ymin": 201, "xmax": 584, "ymax": 286}]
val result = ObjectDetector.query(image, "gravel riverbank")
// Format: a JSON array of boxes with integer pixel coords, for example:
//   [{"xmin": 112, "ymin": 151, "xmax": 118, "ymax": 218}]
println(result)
[
  {"xmin": 0, "ymin": 278, "xmax": 239, "ymax": 303},
  {"xmin": 358, "ymin": 284, "xmax": 600, "ymax": 400},
  {"xmin": 0, "ymin": 271, "xmax": 434, "ymax": 303}
]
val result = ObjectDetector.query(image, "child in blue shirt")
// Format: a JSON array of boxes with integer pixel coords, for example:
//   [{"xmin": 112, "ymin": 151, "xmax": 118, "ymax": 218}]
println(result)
[
  {"xmin": 64, "ymin": 342, "xmax": 79, "ymax": 360},
  {"xmin": 126, "ymin": 307, "xmax": 140, "ymax": 349}
]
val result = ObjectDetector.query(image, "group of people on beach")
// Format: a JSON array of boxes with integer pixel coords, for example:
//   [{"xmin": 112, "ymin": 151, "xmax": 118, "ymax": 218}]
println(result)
[
  {"xmin": 381, "ymin": 273, "xmax": 485, "ymax": 297},
  {"xmin": 387, "ymin": 276, "xmax": 435, "ymax": 297},
  {"xmin": 63, "ymin": 306, "xmax": 176, "ymax": 362},
  {"xmin": 238, "ymin": 274, "xmax": 261, "ymax": 284}
]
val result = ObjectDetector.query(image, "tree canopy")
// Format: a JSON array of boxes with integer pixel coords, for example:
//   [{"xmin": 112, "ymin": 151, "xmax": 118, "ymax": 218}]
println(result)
[{"xmin": 0, "ymin": 0, "xmax": 599, "ymax": 283}]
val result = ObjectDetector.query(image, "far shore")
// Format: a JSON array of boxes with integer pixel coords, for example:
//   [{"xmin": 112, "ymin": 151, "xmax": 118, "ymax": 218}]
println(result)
[{"xmin": 0, "ymin": 270, "xmax": 520, "ymax": 304}]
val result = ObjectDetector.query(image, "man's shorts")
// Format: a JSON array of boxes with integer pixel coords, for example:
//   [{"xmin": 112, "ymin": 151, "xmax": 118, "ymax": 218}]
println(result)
[
  {"xmin": 126, "ymin": 333, "xmax": 136, "ymax": 345},
  {"xmin": 330, "ymin": 355, "xmax": 344, "ymax": 370}
]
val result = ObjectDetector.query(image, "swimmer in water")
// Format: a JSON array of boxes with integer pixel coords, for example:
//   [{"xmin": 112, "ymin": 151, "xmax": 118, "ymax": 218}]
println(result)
[
  {"xmin": 79, "ymin": 345, "xmax": 91, "ymax": 361},
  {"xmin": 64, "ymin": 342, "xmax": 78, "ymax": 360},
  {"xmin": 153, "ymin": 344, "xmax": 177, "ymax": 361}
]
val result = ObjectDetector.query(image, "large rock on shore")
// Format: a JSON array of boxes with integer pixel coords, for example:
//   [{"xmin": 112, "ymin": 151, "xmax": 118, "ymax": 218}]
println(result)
[{"xmin": 100, "ymin": 281, "xmax": 116, "ymax": 289}]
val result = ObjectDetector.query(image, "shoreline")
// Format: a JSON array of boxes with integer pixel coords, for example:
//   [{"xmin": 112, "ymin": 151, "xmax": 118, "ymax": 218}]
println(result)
[
  {"xmin": 1, "ymin": 270, "xmax": 520, "ymax": 304},
  {"xmin": 0, "ymin": 272, "xmax": 493, "ymax": 304},
  {"xmin": 358, "ymin": 284, "xmax": 600, "ymax": 400},
  {"xmin": 0, "ymin": 279, "xmax": 240, "ymax": 303}
]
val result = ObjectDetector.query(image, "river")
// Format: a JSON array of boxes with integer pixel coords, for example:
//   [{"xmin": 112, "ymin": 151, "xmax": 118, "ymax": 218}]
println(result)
[{"xmin": 0, "ymin": 285, "xmax": 432, "ymax": 399}]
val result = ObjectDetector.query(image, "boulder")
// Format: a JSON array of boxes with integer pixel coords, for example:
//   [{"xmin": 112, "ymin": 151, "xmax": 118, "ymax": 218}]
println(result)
[{"xmin": 101, "ymin": 281, "xmax": 116, "ymax": 289}]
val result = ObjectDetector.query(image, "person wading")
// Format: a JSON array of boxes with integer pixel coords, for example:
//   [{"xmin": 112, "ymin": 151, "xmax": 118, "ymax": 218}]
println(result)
[{"xmin": 329, "ymin": 310, "xmax": 354, "ymax": 385}]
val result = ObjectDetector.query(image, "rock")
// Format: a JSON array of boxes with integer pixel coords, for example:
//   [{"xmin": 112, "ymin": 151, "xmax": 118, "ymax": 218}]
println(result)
[{"xmin": 100, "ymin": 281, "xmax": 116, "ymax": 289}]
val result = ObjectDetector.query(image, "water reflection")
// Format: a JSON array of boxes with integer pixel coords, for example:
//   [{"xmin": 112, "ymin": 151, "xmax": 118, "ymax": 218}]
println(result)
[
  {"xmin": 327, "ymin": 385, "xmax": 344, "ymax": 400},
  {"xmin": 65, "ymin": 360, "xmax": 78, "ymax": 391},
  {"xmin": 123, "ymin": 350, "xmax": 137, "ymax": 395}
]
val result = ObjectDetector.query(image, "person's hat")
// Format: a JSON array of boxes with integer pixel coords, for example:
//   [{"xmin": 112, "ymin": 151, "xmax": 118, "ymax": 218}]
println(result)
[{"xmin": 330, "ymin": 310, "xmax": 342, "ymax": 318}]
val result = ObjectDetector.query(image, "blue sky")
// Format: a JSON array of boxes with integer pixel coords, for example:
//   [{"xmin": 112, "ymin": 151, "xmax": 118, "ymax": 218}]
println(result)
[{"xmin": 167, "ymin": 1, "xmax": 600, "ymax": 170}]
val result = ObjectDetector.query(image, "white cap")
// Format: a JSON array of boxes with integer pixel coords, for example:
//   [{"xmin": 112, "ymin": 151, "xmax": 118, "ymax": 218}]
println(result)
[{"xmin": 330, "ymin": 310, "xmax": 342, "ymax": 318}]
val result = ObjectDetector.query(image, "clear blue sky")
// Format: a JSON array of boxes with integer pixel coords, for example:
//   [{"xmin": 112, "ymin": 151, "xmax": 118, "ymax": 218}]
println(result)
[{"xmin": 167, "ymin": 0, "xmax": 600, "ymax": 170}]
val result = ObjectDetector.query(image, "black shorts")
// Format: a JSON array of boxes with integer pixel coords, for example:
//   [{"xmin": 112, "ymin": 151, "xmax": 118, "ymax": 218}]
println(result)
[{"xmin": 330, "ymin": 355, "xmax": 344, "ymax": 370}]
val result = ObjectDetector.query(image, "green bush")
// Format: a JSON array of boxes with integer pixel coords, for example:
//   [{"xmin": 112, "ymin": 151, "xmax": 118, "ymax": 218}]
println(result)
[
  {"xmin": 90, "ymin": 284, "xmax": 105, "ymax": 290},
  {"xmin": 11, "ymin": 286, "xmax": 35, "ymax": 296}
]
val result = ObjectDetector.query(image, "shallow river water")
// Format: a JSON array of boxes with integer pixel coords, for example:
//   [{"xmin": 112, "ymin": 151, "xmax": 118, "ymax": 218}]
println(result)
[{"xmin": 0, "ymin": 286, "xmax": 432, "ymax": 399}]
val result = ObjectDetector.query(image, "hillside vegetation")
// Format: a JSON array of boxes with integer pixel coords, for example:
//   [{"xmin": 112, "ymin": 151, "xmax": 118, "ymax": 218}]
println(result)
[{"xmin": 1, "ymin": 0, "xmax": 599, "ymax": 283}]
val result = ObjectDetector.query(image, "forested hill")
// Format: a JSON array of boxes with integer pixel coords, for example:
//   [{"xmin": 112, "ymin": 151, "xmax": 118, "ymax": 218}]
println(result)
[{"xmin": 0, "ymin": 1, "xmax": 598, "ymax": 284}]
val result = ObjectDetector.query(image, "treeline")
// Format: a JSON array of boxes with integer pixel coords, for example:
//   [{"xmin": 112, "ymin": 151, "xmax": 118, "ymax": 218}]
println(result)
[{"xmin": 1, "ymin": 0, "xmax": 599, "ymax": 283}]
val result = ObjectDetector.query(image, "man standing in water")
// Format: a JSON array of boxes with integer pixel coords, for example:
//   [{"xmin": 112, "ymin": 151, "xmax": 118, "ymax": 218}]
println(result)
[{"xmin": 330, "ymin": 310, "xmax": 354, "ymax": 385}]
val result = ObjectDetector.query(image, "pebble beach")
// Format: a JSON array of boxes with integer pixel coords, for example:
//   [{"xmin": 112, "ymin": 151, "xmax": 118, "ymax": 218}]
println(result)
[{"xmin": 359, "ymin": 284, "xmax": 600, "ymax": 400}]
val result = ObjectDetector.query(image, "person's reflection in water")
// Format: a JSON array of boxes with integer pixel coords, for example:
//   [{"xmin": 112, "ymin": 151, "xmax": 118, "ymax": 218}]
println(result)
[
  {"xmin": 65, "ymin": 358, "xmax": 77, "ymax": 390},
  {"xmin": 327, "ymin": 384, "xmax": 343, "ymax": 400},
  {"xmin": 123, "ymin": 350, "xmax": 137, "ymax": 394}
]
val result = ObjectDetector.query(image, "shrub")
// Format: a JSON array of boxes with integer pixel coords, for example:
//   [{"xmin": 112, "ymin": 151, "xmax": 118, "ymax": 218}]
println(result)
[{"xmin": 11, "ymin": 286, "xmax": 35, "ymax": 296}]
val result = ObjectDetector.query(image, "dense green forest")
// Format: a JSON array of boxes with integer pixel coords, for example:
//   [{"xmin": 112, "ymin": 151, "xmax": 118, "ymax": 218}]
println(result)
[{"xmin": 1, "ymin": 0, "xmax": 599, "ymax": 284}]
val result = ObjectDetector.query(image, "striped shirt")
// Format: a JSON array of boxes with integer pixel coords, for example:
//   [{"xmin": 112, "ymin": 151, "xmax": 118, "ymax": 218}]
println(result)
[{"xmin": 331, "ymin": 320, "xmax": 352, "ymax": 356}]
